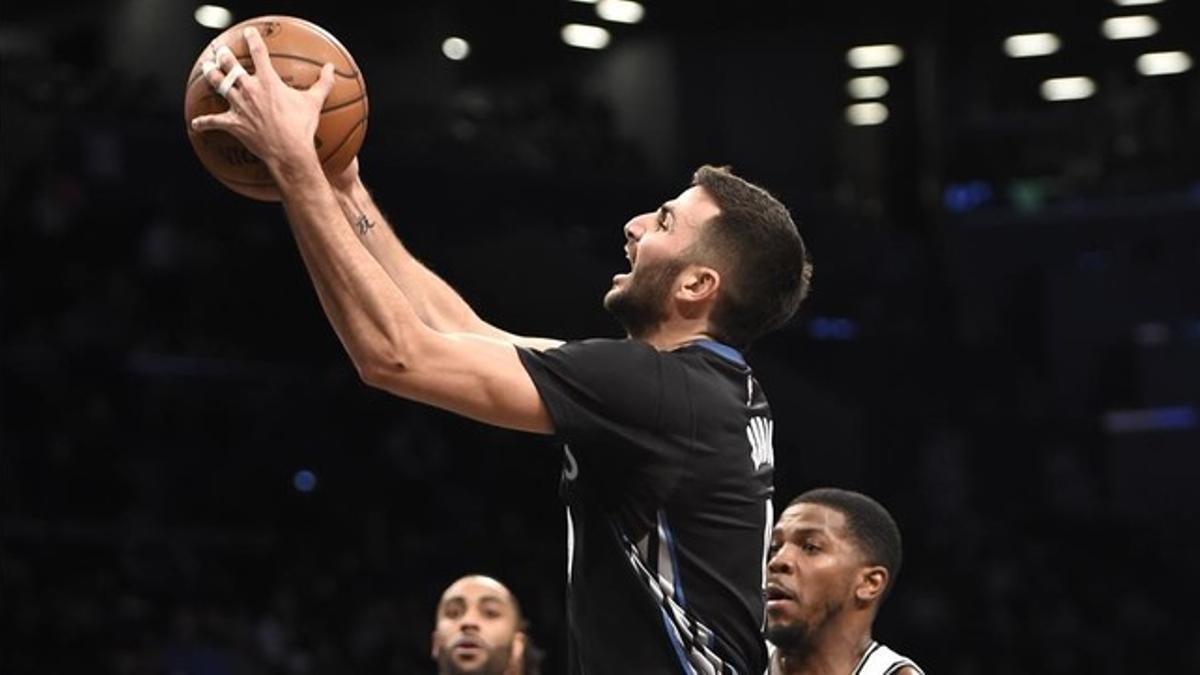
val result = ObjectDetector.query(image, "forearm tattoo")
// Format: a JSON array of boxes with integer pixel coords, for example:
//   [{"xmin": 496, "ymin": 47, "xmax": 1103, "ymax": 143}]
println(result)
[{"xmin": 355, "ymin": 214, "xmax": 374, "ymax": 236}]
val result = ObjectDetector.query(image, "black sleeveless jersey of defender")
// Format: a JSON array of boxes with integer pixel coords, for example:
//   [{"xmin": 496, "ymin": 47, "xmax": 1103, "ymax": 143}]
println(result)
[{"xmin": 518, "ymin": 338, "xmax": 775, "ymax": 675}]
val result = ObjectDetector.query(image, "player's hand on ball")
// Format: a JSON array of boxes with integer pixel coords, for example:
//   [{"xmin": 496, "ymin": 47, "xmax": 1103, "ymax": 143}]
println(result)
[{"xmin": 192, "ymin": 26, "xmax": 335, "ymax": 170}]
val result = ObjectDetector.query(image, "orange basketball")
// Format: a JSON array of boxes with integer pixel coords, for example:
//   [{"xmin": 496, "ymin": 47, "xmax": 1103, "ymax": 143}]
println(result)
[{"xmin": 183, "ymin": 16, "xmax": 368, "ymax": 201}]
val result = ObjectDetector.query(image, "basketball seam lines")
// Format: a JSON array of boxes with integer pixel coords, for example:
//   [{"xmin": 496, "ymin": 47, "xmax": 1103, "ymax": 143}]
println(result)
[
  {"xmin": 321, "ymin": 95, "xmax": 367, "ymax": 113},
  {"xmin": 188, "ymin": 55, "xmax": 359, "ymax": 88},
  {"xmin": 318, "ymin": 117, "xmax": 367, "ymax": 163}
]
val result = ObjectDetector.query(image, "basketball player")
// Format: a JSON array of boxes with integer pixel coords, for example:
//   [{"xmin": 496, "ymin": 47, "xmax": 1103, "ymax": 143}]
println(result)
[
  {"xmin": 765, "ymin": 489, "xmax": 923, "ymax": 675},
  {"xmin": 432, "ymin": 575, "xmax": 542, "ymax": 675},
  {"xmin": 193, "ymin": 27, "xmax": 812, "ymax": 673}
]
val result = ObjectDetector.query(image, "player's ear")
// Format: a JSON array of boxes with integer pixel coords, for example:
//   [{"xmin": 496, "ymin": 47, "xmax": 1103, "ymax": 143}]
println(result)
[
  {"xmin": 855, "ymin": 565, "xmax": 888, "ymax": 605},
  {"xmin": 431, "ymin": 630, "xmax": 441, "ymax": 659},
  {"xmin": 511, "ymin": 631, "xmax": 527, "ymax": 664},
  {"xmin": 677, "ymin": 265, "xmax": 720, "ymax": 303}
]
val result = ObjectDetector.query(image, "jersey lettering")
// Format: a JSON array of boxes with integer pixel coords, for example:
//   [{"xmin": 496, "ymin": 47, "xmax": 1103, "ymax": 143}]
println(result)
[
  {"xmin": 746, "ymin": 416, "xmax": 774, "ymax": 469},
  {"xmin": 563, "ymin": 443, "xmax": 579, "ymax": 481}
]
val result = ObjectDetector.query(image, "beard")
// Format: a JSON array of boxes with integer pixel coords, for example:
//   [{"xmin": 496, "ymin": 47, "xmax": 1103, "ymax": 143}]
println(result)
[
  {"xmin": 765, "ymin": 598, "xmax": 841, "ymax": 654},
  {"xmin": 437, "ymin": 643, "xmax": 512, "ymax": 675},
  {"xmin": 604, "ymin": 257, "xmax": 687, "ymax": 339},
  {"xmin": 765, "ymin": 620, "xmax": 814, "ymax": 653}
]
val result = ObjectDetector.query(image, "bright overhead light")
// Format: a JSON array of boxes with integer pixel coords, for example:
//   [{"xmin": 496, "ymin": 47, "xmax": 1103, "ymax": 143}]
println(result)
[
  {"xmin": 845, "ymin": 102, "xmax": 889, "ymax": 126},
  {"xmin": 561, "ymin": 24, "xmax": 611, "ymax": 50},
  {"xmin": 442, "ymin": 37, "xmax": 470, "ymax": 61},
  {"xmin": 1040, "ymin": 76, "xmax": 1096, "ymax": 101},
  {"xmin": 846, "ymin": 76, "xmax": 890, "ymax": 99},
  {"xmin": 1003, "ymin": 33, "xmax": 1061, "ymax": 58},
  {"xmin": 846, "ymin": 44, "xmax": 905, "ymax": 69},
  {"xmin": 596, "ymin": 0, "xmax": 644, "ymax": 24},
  {"xmin": 194, "ymin": 5, "xmax": 233, "ymax": 29},
  {"xmin": 1102, "ymin": 15, "xmax": 1159, "ymax": 40},
  {"xmin": 1136, "ymin": 50, "xmax": 1193, "ymax": 75},
  {"xmin": 1113, "ymin": 0, "xmax": 1164, "ymax": 6}
]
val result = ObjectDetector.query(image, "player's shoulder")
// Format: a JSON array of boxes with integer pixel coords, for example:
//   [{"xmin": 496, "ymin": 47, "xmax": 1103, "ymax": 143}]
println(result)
[
  {"xmin": 570, "ymin": 336, "xmax": 653, "ymax": 350},
  {"xmin": 528, "ymin": 338, "xmax": 663, "ymax": 381},
  {"xmin": 556, "ymin": 337, "xmax": 658, "ymax": 361}
]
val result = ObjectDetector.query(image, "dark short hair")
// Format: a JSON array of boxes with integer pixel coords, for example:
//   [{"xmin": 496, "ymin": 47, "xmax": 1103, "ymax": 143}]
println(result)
[
  {"xmin": 690, "ymin": 165, "xmax": 813, "ymax": 348},
  {"xmin": 790, "ymin": 488, "xmax": 902, "ymax": 597}
]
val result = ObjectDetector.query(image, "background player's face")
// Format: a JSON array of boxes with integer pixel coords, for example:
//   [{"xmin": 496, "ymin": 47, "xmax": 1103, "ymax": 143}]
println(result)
[
  {"xmin": 764, "ymin": 503, "xmax": 866, "ymax": 649},
  {"xmin": 431, "ymin": 576, "xmax": 523, "ymax": 675},
  {"xmin": 604, "ymin": 185, "xmax": 720, "ymax": 337}
]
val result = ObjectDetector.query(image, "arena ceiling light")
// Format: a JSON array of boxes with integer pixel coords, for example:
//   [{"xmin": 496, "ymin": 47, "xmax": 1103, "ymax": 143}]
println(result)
[
  {"xmin": 1136, "ymin": 50, "xmax": 1193, "ymax": 76},
  {"xmin": 1112, "ymin": 0, "xmax": 1164, "ymax": 6},
  {"xmin": 562, "ymin": 24, "xmax": 611, "ymax": 50},
  {"xmin": 596, "ymin": 0, "xmax": 645, "ymax": 24},
  {"xmin": 846, "ymin": 44, "xmax": 905, "ymax": 69},
  {"xmin": 1040, "ymin": 76, "xmax": 1096, "ymax": 101},
  {"xmin": 1003, "ymin": 33, "xmax": 1061, "ymax": 58},
  {"xmin": 442, "ymin": 37, "xmax": 470, "ymax": 61},
  {"xmin": 846, "ymin": 76, "xmax": 890, "ymax": 99},
  {"xmin": 1101, "ymin": 15, "xmax": 1160, "ymax": 40},
  {"xmin": 845, "ymin": 102, "xmax": 889, "ymax": 126},
  {"xmin": 194, "ymin": 5, "xmax": 233, "ymax": 29}
]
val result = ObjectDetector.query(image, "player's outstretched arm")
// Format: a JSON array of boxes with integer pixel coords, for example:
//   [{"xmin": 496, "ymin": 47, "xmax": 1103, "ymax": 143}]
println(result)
[
  {"xmin": 280, "ymin": 164, "xmax": 554, "ymax": 434},
  {"xmin": 329, "ymin": 159, "xmax": 562, "ymax": 351},
  {"xmin": 190, "ymin": 26, "xmax": 555, "ymax": 434}
]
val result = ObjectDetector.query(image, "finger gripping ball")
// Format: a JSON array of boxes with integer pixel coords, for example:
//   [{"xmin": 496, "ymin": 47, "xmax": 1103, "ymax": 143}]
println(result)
[{"xmin": 183, "ymin": 16, "xmax": 368, "ymax": 201}]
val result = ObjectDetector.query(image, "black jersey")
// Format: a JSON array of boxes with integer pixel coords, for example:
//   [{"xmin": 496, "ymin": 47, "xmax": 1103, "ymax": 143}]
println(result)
[{"xmin": 518, "ymin": 338, "xmax": 775, "ymax": 675}]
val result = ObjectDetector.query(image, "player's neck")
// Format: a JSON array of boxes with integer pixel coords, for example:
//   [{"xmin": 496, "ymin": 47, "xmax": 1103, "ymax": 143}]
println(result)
[
  {"xmin": 641, "ymin": 318, "xmax": 717, "ymax": 352},
  {"xmin": 773, "ymin": 629, "xmax": 874, "ymax": 675}
]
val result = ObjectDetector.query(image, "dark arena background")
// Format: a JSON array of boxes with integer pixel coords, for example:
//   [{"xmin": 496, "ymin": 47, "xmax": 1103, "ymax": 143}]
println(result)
[{"xmin": 3, "ymin": 1, "xmax": 1199, "ymax": 672}]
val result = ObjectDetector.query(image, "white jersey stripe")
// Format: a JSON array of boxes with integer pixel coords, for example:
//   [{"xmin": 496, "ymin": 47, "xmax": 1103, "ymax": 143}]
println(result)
[
  {"xmin": 657, "ymin": 511, "xmax": 677, "ymax": 601},
  {"xmin": 659, "ymin": 510, "xmax": 687, "ymax": 604},
  {"xmin": 855, "ymin": 641, "xmax": 924, "ymax": 675},
  {"xmin": 660, "ymin": 608, "xmax": 699, "ymax": 675},
  {"xmin": 623, "ymin": 528, "xmax": 735, "ymax": 674},
  {"xmin": 760, "ymin": 498, "xmax": 773, "ymax": 604},
  {"xmin": 566, "ymin": 505, "xmax": 576, "ymax": 584}
]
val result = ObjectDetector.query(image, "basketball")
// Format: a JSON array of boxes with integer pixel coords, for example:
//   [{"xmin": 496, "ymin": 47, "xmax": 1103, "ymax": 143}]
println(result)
[{"xmin": 183, "ymin": 16, "xmax": 368, "ymax": 201}]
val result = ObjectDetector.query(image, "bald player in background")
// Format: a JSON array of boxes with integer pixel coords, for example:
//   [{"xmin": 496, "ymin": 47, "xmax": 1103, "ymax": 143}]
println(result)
[
  {"xmin": 432, "ymin": 575, "xmax": 544, "ymax": 675},
  {"xmin": 765, "ymin": 488, "xmax": 923, "ymax": 675}
]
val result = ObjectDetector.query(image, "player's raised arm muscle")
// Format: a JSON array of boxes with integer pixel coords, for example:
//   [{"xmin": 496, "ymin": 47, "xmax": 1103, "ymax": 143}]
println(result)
[{"xmin": 360, "ymin": 329, "xmax": 555, "ymax": 435}]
